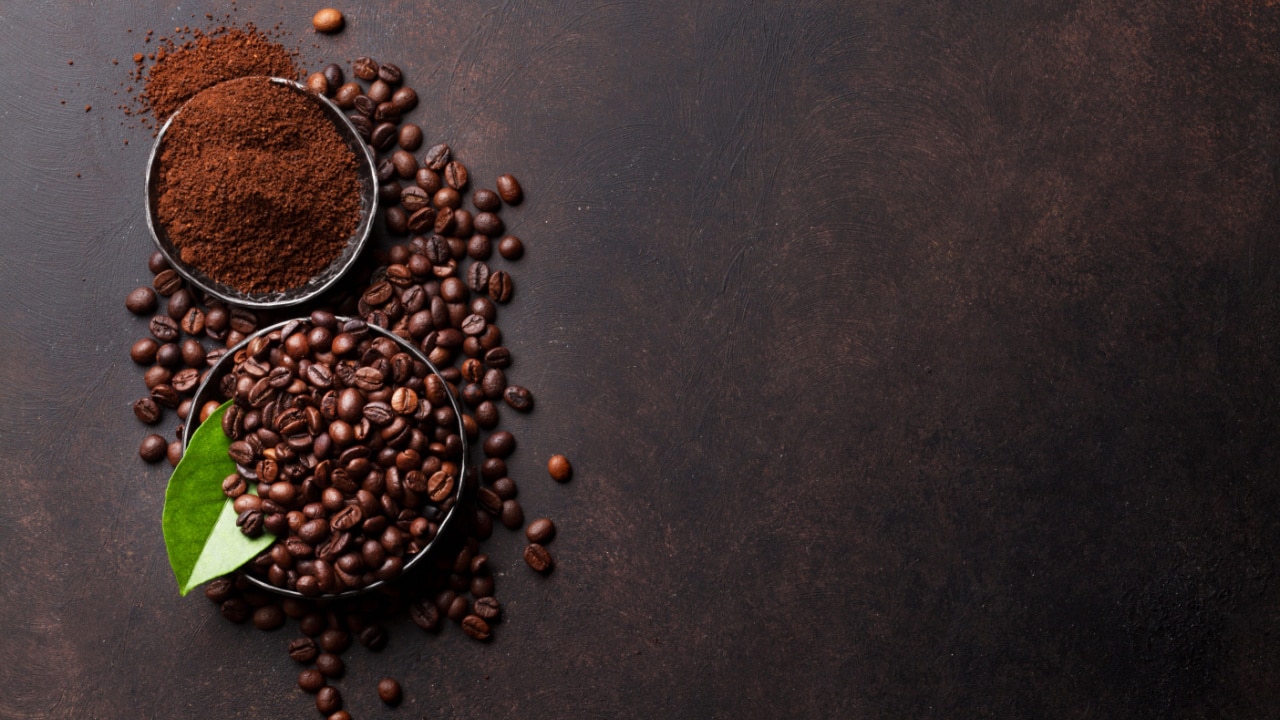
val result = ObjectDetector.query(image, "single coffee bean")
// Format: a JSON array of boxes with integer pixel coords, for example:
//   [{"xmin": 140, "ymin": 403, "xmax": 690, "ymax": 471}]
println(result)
[
  {"xmin": 358, "ymin": 624, "xmax": 388, "ymax": 651},
  {"xmin": 252, "ymin": 604, "xmax": 285, "ymax": 630},
  {"xmin": 472, "ymin": 188, "xmax": 500, "ymax": 212},
  {"xmin": 374, "ymin": 101, "xmax": 401, "ymax": 123},
  {"xmin": 377, "ymin": 677, "xmax": 402, "ymax": 705},
  {"xmin": 312, "ymin": 8, "xmax": 344, "ymax": 33},
  {"xmin": 143, "ymin": 365, "xmax": 171, "ymax": 390},
  {"xmin": 391, "ymin": 86, "xmax": 417, "ymax": 112},
  {"xmin": 348, "ymin": 112, "xmax": 372, "ymax": 139},
  {"xmin": 466, "ymin": 263, "xmax": 491, "ymax": 294},
  {"xmin": 488, "ymin": 271, "xmax": 513, "ymax": 303},
  {"xmin": 473, "ymin": 596, "xmax": 501, "ymax": 620},
  {"xmin": 221, "ymin": 598, "xmax": 249, "ymax": 623},
  {"xmin": 298, "ymin": 668, "xmax": 325, "ymax": 693},
  {"xmin": 221, "ymin": 473, "xmax": 247, "ymax": 498},
  {"xmin": 237, "ymin": 509, "xmax": 265, "ymax": 538},
  {"xmin": 462, "ymin": 614, "xmax": 492, "ymax": 641},
  {"xmin": 422, "ymin": 143, "xmax": 450, "ymax": 170},
  {"xmin": 165, "ymin": 288, "xmax": 192, "ymax": 320},
  {"xmin": 477, "ymin": 487, "xmax": 503, "ymax": 516},
  {"xmin": 152, "ymin": 269, "xmax": 182, "ymax": 296},
  {"xmin": 483, "ymin": 346, "xmax": 511, "ymax": 369},
  {"xmin": 498, "ymin": 235, "xmax": 524, "ymax": 260},
  {"xmin": 376, "ymin": 157, "xmax": 396, "ymax": 182},
  {"xmin": 171, "ymin": 368, "xmax": 199, "ymax": 393},
  {"xmin": 126, "ymin": 286, "xmax": 158, "ymax": 314},
  {"xmin": 415, "ymin": 168, "xmax": 442, "ymax": 196},
  {"xmin": 319, "ymin": 628, "xmax": 350, "ymax": 653},
  {"xmin": 481, "ymin": 368, "xmax": 506, "ymax": 399},
  {"xmin": 548, "ymin": 454, "xmax": 572, "ymax": 482},
  {"xmin": 467, "ymin": 233, "xmax": 492, "ymax": 260},
  {"xmin": 443, "ymin": 161, "xmax": 468, "ymax": 190},
  {"xmin": 305, "ymin": 71, "xmax": 329, "ymax": 96},
  {"xmin": 204, "ymin": 577, "xmax": 234, "ymax": 603},
  {"xmin": 367, "ymin": 79, "xmax": 392, "ymax": 104},
  {"xmin": 523, "ymin": 543, "xmax": 553, "ymax": 573},
  {"xmin": 385, "ymin": 206, "xmax": 409, "ymax": 235},
  {"xmin": 133, "ymin": 397, "xmax": 161, "ymax": 425},
  {"xmin": 500, "ymin": 499, "xmax": 524, "ymax": 529},
  {"xmin": 315, "ymin": 653, "xmax": 344, "ymax": 678},
  {"xmin": 151, "ymin": 384, "xmax": 180, "ymax": 409},
  {"xmin": 527, "ymin": 517, "xmax": 556, "ymax": 543},
  {"xmin": 410, "ymin": 600, "xmax": 440, "ymax": 631},
  {"xmin": 155, "ymin": 342, "xmax": 183, "ymax": 368},
  {"xmin": 504, "ymin": 384, "xmax": 533, "ymax": 411},
  {"xmin": 148, "ymin": 250, "xmax": 170, "ymax": 274},
  {"xmin": 473, "ymin": 211, "xmax": 503, "ymax": 236},
  {"xmin": 130, "ymin": 337, "xmax": 159, "ymax": 365},
  {"xmin": 392, "ymin": 149, "xmax": 418, "ymax": 178},
  {"xmin": 288, "ymin": 636, "xmax": 319, "ymax": 663},
  {"xmin": 316, "ymin": 686, "xmax": 342, "ymax": 715},
  {"xmin": 228, "ymin": 308, "xmax": 257, "ymax": 334},
  {"xmin": 371, "ymin": 121, "xmax": 398, "ymax": 151},
  {"xmin": 139, "ymin": 434, "xmax": 168, "ymax": 463},
  {"xmin": 495, "ymin": 173, "xmax": 523, "ymax": 204},
  {"xmin": 410, "ymin": 207, "xmax": 438, "ymax": 234},
  {"xmin": 334, "ymin": 82, "xmax": 361, "ymax": 108},
  {"xmin": 150, "ymin": 315, "xmax": 180, "ymax": 342},
  {"xmin": 180, "ymin": 307, "xmax": 206, "ymax": 336},
  {"xmin": 398, "ymin": 122, "xmax": 423, "ymax": 151},
  {"xmin": 353, "ymin": 56, "xmax": 379, "ymax": 81},
  {"xmin": 400, "ymin": 186, "xmax": 430, "ymax": 213},
  {"xmin": 378, "ymin": 62, "xmax": 403, "ymax": 84}
]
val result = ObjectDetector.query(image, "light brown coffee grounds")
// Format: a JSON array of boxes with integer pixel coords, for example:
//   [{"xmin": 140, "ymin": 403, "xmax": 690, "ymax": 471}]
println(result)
[
  {"xmin": 154, "ymin": 76, "xmax": 362, "ymax": 293},
  {"xmin": 141, "ymin": 26, "xmax": 299, "ymax": 121}
]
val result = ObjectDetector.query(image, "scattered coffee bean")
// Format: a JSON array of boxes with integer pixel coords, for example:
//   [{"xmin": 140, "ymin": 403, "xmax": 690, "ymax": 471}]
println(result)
[
  {"xmin": 488, "ymin": 270, "xmax": 513, "ymax": 303},
  {"xmin": 422, "ymin": 143, "xmax": 450, "ymax": 171},
  {"xmin": 547, "ymin": 454, "xmax": 572, "ymax": 482},
  {"xmin": 483, "ymin": 431, "xmax": 515, "ymax": 458},
  {"xmin": 322, "ymin": 63, "xmax": 344, "ymax": 88},
  {"xmin": 305, "ymin": 71, "xmax": 328, "ymax": 96},
  {"xmin": 147, "ymin": 251, "xmax": 170, "ymax": 274},
  {"xmin": 126, "ymin": 286, "xmax": 158, "ymax": 314},
  {"xmin": 316, "ymin": 653, "xmax": 345, "ymax": 678},
  {"xmin": 391, "ymin": 86, "xmax": 417, "ymax": 113},
  {"xmin": 352, "ymin": 57, "xmax": 379, "ymax": 81},
  {"xmin": 368, "ymin": 79, "xmax": 392, "ymax": 104},
  {"xmin": 298, "ymin": 668, "xmax": 326, "ymax": 693},
  {"xmin": 523, "ymin": 543, "xmax": 553, "ymax": 573},
  {"xmin": 503, "ymin": 384, "xmax": 532, "ymax": 412},
  {"xmin": 316, "ymin": 686, "xmax": 342, "ymax": 715},
  {"xmin": 133, "ymin": 397, "xmax": 162, "ymax": 425},
  {"xmin": 377, "ymin": 677, "xmax": 403, "ymax": 705},
  {"xmin": 378, "ymin": 63, "xmax": 403, "ymax": 84},
  {"xmin": 333, "ymin": 82, "xmax": 361, "ymax": 108},
  {"xmin": 312, "ymin": 8, "xmax": 344, "ymax": 33},
  {"xmin": 253, "ymin": 604, "xmax": 285, "ymax": 630},
  {"xmin": 462, "ymin": 614, "xmax": 492, "ymax": 640},
  {"xmin": 166, "ymin": 439, "xmax": 183, "ymax": 466},
  {"xmin": 498, "ymin": 235, "xmax": 524, "ymax": 260},
  {"xmin": 130, "ymin": 337, "xmax": 159, "ymax": 365},
  {"xmin": 139, "ymin": 434, "xmax": 168, "ymax": 463},
  {"xmin": 152, "ymin": 269, "xmax": 182, "ymax": 296},
  {"xmin": 495, "ymin": 173, "xmax": 523, "ymax": 204},
  {"xmin": 526, "ymin": 517, "xmax": 556, "ymax": 543},
  {"xmin": 398, "ymin": 122, "xmax": 423, "ymax": 151}
]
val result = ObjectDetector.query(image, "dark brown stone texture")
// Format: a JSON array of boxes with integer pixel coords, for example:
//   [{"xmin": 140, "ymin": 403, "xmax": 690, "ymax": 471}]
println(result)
[{"xmin": 1, "ymin": 1, "xmax": 1279, "ymax": 718}]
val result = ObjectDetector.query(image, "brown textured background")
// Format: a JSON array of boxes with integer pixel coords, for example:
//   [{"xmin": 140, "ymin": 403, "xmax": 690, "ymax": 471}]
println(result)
[{"xmin": 2, "ymin": 1, "xmax": 1279, "ymax": 718}]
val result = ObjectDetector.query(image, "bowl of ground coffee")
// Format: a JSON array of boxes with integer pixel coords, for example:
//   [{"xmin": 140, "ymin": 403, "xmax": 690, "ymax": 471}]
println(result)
[
  {"xmin": 145, "ymin": 76, "xmax": 377, "ymax": 308},
  {"xmin": 184, "ymin": 314, "xmax": 469, "ymax": 599}
]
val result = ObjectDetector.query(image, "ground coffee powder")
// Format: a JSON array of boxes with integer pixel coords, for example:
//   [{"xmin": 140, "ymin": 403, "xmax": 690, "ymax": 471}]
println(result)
[
  {"xmin": 140, "ymin": 26, "xmax": 300, "ymax": 122},
  {"xmin": 153, "ymin": 76, "xmax": 362, "ymax": 293}
]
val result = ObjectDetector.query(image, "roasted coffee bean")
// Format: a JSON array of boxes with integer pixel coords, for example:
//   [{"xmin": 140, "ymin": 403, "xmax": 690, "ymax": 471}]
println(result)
[
  {"xmin": 422, "ymin": 143, "xmax": 450, "ymax": 171},
  {"xmin": 139, "ymin": 434, "xmax": 168, "ymax": 463},
  {"xmin": 376, "ymin": 157, "xmax": 396, "ymax": 182},
  {"xmin": 415, "ymin": 167, "xmax": 442, "ymax": 194},
  {"xmin": 503, "ymin": 384, "xmax": 533, "ymax": 412},
  {"xmin": 348, "ymin": 112, "xmax": 373, "ymax": 140},
  {"xmin": 221, "ymin": 473, "xmax": 247, "ymax": 498},
  {"xmin": 408, "ymin": 207, "xmax": 437, "ymax": 234},
  {"xmin": 433, "ymin": 206, "xmax": 455, "ymax": 235},
  {"xmin": 377, "ymin": 677, "xmax": 403, "ymax": 705},
  {"xmin": 316, "ymin": 686, "xmax": 342, "ymax": 715},
  {"xmin": 253, "ymin": 604, "xmax": 285, "ymax": 630},
  {"xmin": 487, "ymin": 270, "xmax": 513, "ymax": 303},
  {"xmin": 171, "ymin": 367, "xmax": 200, "ymax": 393},
  {"xmin": 424, "ymin": 235, "xmax": 451, "ymax": 265},
  {"xmin": 237, "ymin": 509, "xmax": 265, "ymax": 538},
  {"xmin": 204, "ymin": 577, "xmax": 234, "ymax": 603},
  {"xmin": 155, "ymin": 343, "xmax": 183, "ymax": 368},
  {"xmin": 473, "ymin": 596, "xmax": 501, "ymax": 620},
  {"xmin": 374, "ymin": 101, "xmax": 401, "ymax": 122},
  {"xmin": 322, "ymin": 63, "xmax": 344, "ymax": 88},
  {"xmin": 180, "ymin": 307, "xmax": 206, "ymax": 336},
  {"xmin": 371, "ymin": 121, "xmax": 398, "ymax": 151},
  {"xmin": 150, "ymin": 315, "xmax": 180, "ymax": 342},
  {"xmin": 526, "ymin": 517, "xmax": 556, "ymax": 543},
  {"xmin": 462, "ymin": 614, "xmax": 492, "ymax": 641},
  {"xmin": 385, "ymin": 206, "xmax": 409, "ymax": 235},
  {"xmin": 151, "ymin": 384, "xmax": 180, "ymax": 409},
  {"xmin": 133, "ymin": 397, "xmax": 162, "ymax": 425},
  {"xmin": 221, "ymin": 598, "xmax": 249, "ymax": 623},
  {"xmin": 319, "ymin": 628, "xmax": 351, "ymax": 653},
  {"xmin": 434, "ymin": 186, "xmax": 461, "ymax": 210},
  {"xmin": 353, "ymin": 94, "xmax": 376, "ymax": 117},
  {"xmin": 288, "ymin": 637, "xmax": 320, "ymax": 664},
  {"xmin": 153, "ymin": 269, "xmax": 182, "ymax": 296},
  {"xmin": 474, "ymin": 400, "xmax": 499, "ymax": 429},
  {"xmin": 298, "ymin": 668, "xmax": 325, "ymax": 693},
  {"xmin": 443, "ymin": 161, "xmax": 468, "ymax": 190},
  {"xmin": 353, "ymin": 56, "xmax": 379, "ymax": 81},
  {"xmin": 166, "ymin": 287, "xmax": 193, "ymax": 320},
  {"xmin": 491, "ymin": 476, "xmax": 518, "ymax": 500},
  {"xmin": 480, "ymin": 368, "xmax": 506, "ymax": 399},
  {"xmin": 358, "ymin": 624, "xmax": 388, "ymax": 651},
  {"xmin": 500, "ymin": 499, "xmax": 524, "ymax": 529},
  {"xmin": 410, "ymin": 600, "xmax": 440, "ymax": 631},
  {"xmin": 313, "ymin": 8, "xmax": 344, "ymax": 33},
  {"xmin": 523, "ymin": 542, "xmax": 553, "ymax": 573},
  {"xmin": 496, "ymin": 173, "xmax": 523, "ymax": 204},
  {"xmin": 316, "ymin": 653, "xmax": 344, "ymax": 678},
  {"xmin": 392, "ymin": 149, "xmax": 418, "ymax": 178},
  {"xmin": 472, "ymin": 188, "xmax": 500, "ymax": 212},
  {"xmin": 498, "ymin": 235, "xmax": 524, "ymax": 260},
  {"xmin": 466, "ymin": 262, "xmax": 491, "ymax": 294},
  {"xmin": 483, "ymin": 346, "xmax": 511, "ymax": 369},
  {"xmin": 478, "ymin": 487, "xmax": 503, "ymax": 516},
  {"xmin": 400, "ymin": 186, "xmax": 430, "ymax": 214},
  {"xmin": 398, "ymin": 122, "xmax": 423, "ymax": 151},
  {"xmin": 367, "ymin": 79, "xmax": 392, "ymax": 103},
  {"xmin": 229, "ymin": 308, "xmax": 257, "ymax": 335},
  {"xmin": 130, "ymin": 337, "xmax": 159, "ymax": 365},
  {"xmin": 378, "ymin": 181, "xmax": 402, "ymax": 205},
  {"xmin": 452, "ymin": 208, "xmax": 473, "ymax": 237},
  {"xmin": 480, "ymin": 457, "xmax": 506, "ymax": 481},
  {"xmin": 148, "ymin": 250, "xmax": 170, "ymax": 274},
  {"xmin": 126, "ymin": 286, "xmax": 158, "ymax": 314},
  {"xmin": 471, "ymin": 573, "xmax": 496, "ymax": 597},
  {"xmin": 305, "ymin": 71, "xmax": 329, "ymax": 95},
  {"xmin": 143, "ymin": 365, "xmax": 171, "ymax": 390},
  {"xmin": 483, "ymin": 430, "xmax": 516, "ymax": 458},
  {"xmin": 334, "ymin": 81, "xmax": 361, "ymax": 108},
  {"xmin": 378, "ymin": 62, "xmax": 402, "ymax": 84},
  {"xmin": 547, "ymin": 453, "xmax": 572, "ymax": 482},
  {"xmin": 473, "ymin": 211, "xmax": 503, "ymax": 237},
  {"xmin": 392, "ymin": 86, "xmax": 417, "ymax": 112},
  {"xmin": 465, "ymin": 233, "xmax": 492, "ymax": 260}
]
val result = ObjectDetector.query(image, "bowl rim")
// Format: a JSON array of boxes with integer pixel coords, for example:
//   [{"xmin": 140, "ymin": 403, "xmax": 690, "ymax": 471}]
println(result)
[
  {"xmin": 184, "ymin": 316, "xmax": 469, "ymax": 599},
  {"xmin": 144, "ymin": 76, "xmax": 379, "ymax": 309}
]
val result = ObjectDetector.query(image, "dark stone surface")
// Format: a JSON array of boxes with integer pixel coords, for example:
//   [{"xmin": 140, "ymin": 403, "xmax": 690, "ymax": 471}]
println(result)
[{"xmin": 1, "ymin": 1, "xmax": 1279, "ymax": 717}]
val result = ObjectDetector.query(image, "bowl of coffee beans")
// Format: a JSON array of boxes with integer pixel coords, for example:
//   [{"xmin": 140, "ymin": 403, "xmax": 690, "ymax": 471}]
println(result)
[
  {"xmin": 145, "ymin": 76, "xmax": 378, "ymax": 308},
  {"xmin": 185, "ymin": 313, "xmax": 468, "ymax": 598}
]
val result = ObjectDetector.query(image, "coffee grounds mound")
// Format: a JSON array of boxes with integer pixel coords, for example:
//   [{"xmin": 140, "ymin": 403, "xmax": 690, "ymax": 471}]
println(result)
[
  {"xmin": 140, "ymin": 26, "xmax": 299, "ymax": 122},
  {"xmin": 154, "ymin": 76, "xmax": 362, "ymax": 293}
]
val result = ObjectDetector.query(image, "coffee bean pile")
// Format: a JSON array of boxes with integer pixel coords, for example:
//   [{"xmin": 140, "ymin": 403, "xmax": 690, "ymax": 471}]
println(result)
[
  {"xmin": 125, "ymin": 52, "xmax": 568, "ymax": 717},
  {"xmin": 216, "ymin": 316, "xmax": 463, "ymax": 595}
]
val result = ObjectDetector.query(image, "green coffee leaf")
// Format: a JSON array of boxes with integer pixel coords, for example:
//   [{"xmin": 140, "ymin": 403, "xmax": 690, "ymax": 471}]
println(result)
[{"xmin": 162, "ymin": 400, "xmax": 272, "ymax": 596}]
